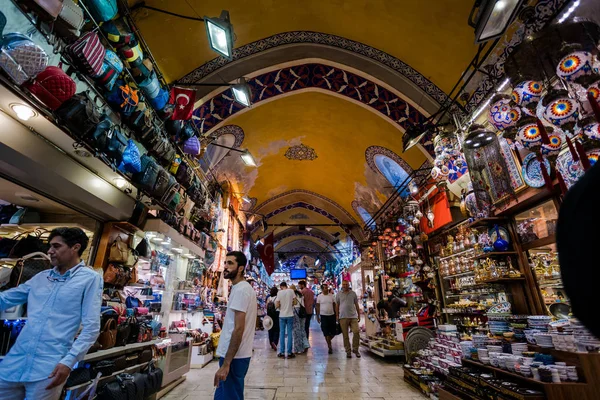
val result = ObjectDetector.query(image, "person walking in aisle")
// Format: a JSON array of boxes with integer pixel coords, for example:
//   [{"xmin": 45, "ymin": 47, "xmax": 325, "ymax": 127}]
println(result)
[
  {"xmin": 290, "ymin": 284, "xmax": 310, "ymax": 354},
  {"xmin": 266, "ymin": 286, "xmax": 280, "ymax": 351},
  {"xmin": 316, "ymin": 283, "xmax": 337, "ymax": 354},
  {"xmin": 214, "ymin": 251, "xmax": 257, "ymax": 400},
  {"xmin": 298, "ymin": 280, "xmax": 315, "ymax": 340},
  {"xmin": 0, "ymin": 227, "xmax": 103, "ymax": 400},
  {"xmin": 336, "ymin": 280, "xmax": 361, "ymax": 358},
  {"xmin": 275, "ymin": 281, "xmax": 295, "ymax": 358}
]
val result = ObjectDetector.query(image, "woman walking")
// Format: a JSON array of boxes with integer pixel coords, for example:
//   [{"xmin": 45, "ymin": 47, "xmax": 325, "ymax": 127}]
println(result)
[
  {"xmin": 290, "ymin": 284, "xmax": 310, "ymax": 354},
  {"xmin": 266, "ymin": 286, "xmax": 280, "ymax": 351}
]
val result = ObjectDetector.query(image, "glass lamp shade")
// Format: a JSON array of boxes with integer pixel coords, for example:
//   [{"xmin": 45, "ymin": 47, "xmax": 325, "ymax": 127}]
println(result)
[
  {"xmin": 384, "ymin": 227, "xmax": 392, "ymax": 234},
  {"xmin": 556, "ymin": 50, "xmax": 600, "ymax": 87},
  {"xmin": 582, "ymin": 116, "xmax": 600, "ymax": 141},
  {"xmin": 516, "ymin": 117, "xmax": 543, "ymax": 150},
  {"xmin": 390, "ymin": 232, "xmax": 399, "ymax": 238},
  {"xmin": 394, "ymin": 246, "xmax": 402, "ymax": 252},
  {"xmin": 511, "ymin": 80, "xmax": 544, "ymax": 117},
  {"xmin": 488, "ymin": 94, "xmax": 520, "ymax": 131},
  {"xmin": 541, "ymin": 128, "xmax": 565, "ymax": 161},
  {"xmin": 371, "ymin": 242, "xmax": 378, "ymax": 246},
  {"xmin": 377, "ymin": 235, "xmax": 385, "ymax": 241},
  {"xmin": 542, "ymin": 89, "xmax": 580, "ymax": 135}
]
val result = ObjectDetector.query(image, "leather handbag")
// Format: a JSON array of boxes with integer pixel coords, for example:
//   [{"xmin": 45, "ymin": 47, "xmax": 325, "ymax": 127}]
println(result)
[
  {"xmin": 144, "ymin": 362, "xmax": 163, "ymax": 396},
  {"xmin": 93, "ymin": 360, "xmax": 116, "ymax": 377},
  {"xmin": 134, "ymin": 307, "xmax": 148, "ymax": 316},
  {"xmin": 175, "ymin": 162, "xmax": 193, "ymax": 189},
  {"xmin": 90, "ymin": 116, "xmax": 113, "ymax": 150},
  {"xmin": 9, "ymin": 232, "xmax": 49, "ymax": 258},
  {"xmin": 9, "ymin": 258, "xmax": 51, "ymax": 287},
  {"xmin": 148, "ymin": 302, "xmax": 161, "ymax": 313},
  {"xmin": 106, "ymin": 80, "xmax": 139, "ymax": 117},
  {"xmin": 119, "ymin": 139, "xmax": 142, "ymax": 173},
  {"xmin": 161, "ymin": 175, "xmax": 180, "ymax": 205},
  {"xmin": 115, "ymin": 322, "xmax": 130, "ymax": 347},
  {"xmin": 114, "ymin": 266, "xmax": 131, "ymax": 287},
  {"xmin": 164, "ymin": 119, "xmax": 183, "ymax": 139},
  {"xmin": 108, "ymin": 237, "xmax": 130, "ymax": 264},
  {"xmin": 65, "ymin": 366, "xmax": 91, "ymax": 388},
  {"xmin": 94, "ymin": 49, "xmax": 123, "ymax": 91},
  {"xmin": 81, "ymin": 0, "xmax": 118, "ymax": 23},
  {"xmin": 126, "ymin": 317, "xmax": 140, "ymax": 344},
  {"xmin": 135, "ymin": 238, "xmax": 150, "ymax": 259},
  {"xmin": 125, "ymin": 353, "xmax": 139, "ymax": 367},
  {"xmin": 183, "ymin": 136, "xmax": 200, "ymax": 156},
  {"xmin": 125, "ymin": 295, "xmax": 140, "ymax": 308},
  {"xmin": 113, "ymin": 355, "xmax": 127, "ymax": 371},
  {"xmin": 132, "ymin": 155, "xmax": 160, "ymax": 192},
  {"xmin": 139, "ymin": 349, "xmax": 152, "ymax": 364},
  {"xmin": 18, "ymin": 0, "xmax": 62, "ymax": 20},
  {"xmin": 55, "ymin": 92, "xmax": 102, "ymax": 138},
  {"xmin": 24, "ymin": 65, "xmax": 76, "ymax": 110},
  {"xmin": 0, "ymin": 29, "xmax": 48, "ymax": 85},
  {"xmin": 151, "ymin": 167, "xmax": 170, "ymax": 198},
  {"xmin": 54, "ymin": 0, "xmax": 84, "ymax": 42},
  {"xmin": 103, "ymin": 263, "xmax": 120, "ymax": 284},
  {"xmin": 66, "ymin": 31, "xmax": 105, "ymax": 76},
  {"xmin": 98, "ymin": 319, "xmax": 117, "ymax": 350},
  {"xmin": 97, "ymin": 373, "xmax": 141, "ymax": 400},
  {"xmin": 101, "ymin": 17, "xmax": 134, "ymax": 49}
]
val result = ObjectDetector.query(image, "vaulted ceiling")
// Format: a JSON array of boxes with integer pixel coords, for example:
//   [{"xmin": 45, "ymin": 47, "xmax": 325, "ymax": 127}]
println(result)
[{"xmin": 129, "ymin": 0, "xmax": 484, "ymax": 267}]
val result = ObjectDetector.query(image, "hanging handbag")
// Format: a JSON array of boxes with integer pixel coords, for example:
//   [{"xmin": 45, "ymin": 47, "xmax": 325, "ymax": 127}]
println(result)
[
  {"xmin": 55, "ymin": 92, "xmax": 102, "ymax": 138},
  {"xmin": 24, "ymin": 65, "xmax": 76, "ymax": 110},
  {"xmin": 66, "ymin": 31, "xmax": 105, "ymax": 76},
  {"xmin": 132, "ymin": 155, "xmax": 160, "ymax": 192},
  {"xmin": 175, "ymin": 162, "xmax": 193, "ymax": 189},
  {"xmin": 9, "ymin": 231, "xmax": 49, "ymax": 258},
  {"xmin": 0, "ymin": 29, "xmax": 48, "ymax": 85},
  {"xmin": 65, "ymin": 366, "xmax": 91, "ymax": 388},
  {"xmin": 151, "ymin": 167, "xmax": 170, "ymax": 199},
  {"xmin": 161, "ymin": 175, "xmax": 180, "ymax": 205},
  {"xmin": 98, "ymin": 319, "xmax": 117, "ymax": 350},
  {"xmin": 81, "ymin": 0, "xmax": 118, "ymax": 23},
  {"xmin": 118, "ymin": 139, "xmax": 142, "ymax": 173},
  {"xmin": 183, "ymin": 136, "xmax": 200, "ymax": 156},
  {"xmin": 125, "ymin": 295, "xmax": 140, "ymax": 308},
  {"xmin": 164, "ymin": 119, "xmax": 183, "ymax": 139},
  {"xmin": 105, "ymin": 126, "xmax": 128, "ymax": 166},
  {"xmin": 8, "ymin": 258, "xmax": 51, "ymax": 288},
  {"xmin": 134, "ymin": 307, "xmax": 148, "ymax": 316},
  {"xmin": 106, "ymin": 80, "xmax": 139, "ymax": 117},
  {"xmin": 94, "ymin": 49, "xmax": 123, "ymax": 91},
  {"xmin": 54, "ymin": 0, "xmax": 85, "ymax": 42},
  {"xmin": 103, "ymin": 263, "xmax": 120, "ymax": 284},
  {"xmin": 18, "ymin": 0, "xmax": 62, "ymax": 21},
  {"xmin": 148, "ymin": 87, "xmax": 169, "ymax": 111},
  {"xmin": 101, "ymin": 17, "xmax": 134, "ymax": 49},
  {"xmin": 92, "ymin": 360, "xmax": 116, "ymax": 377},
  {"xmin": 137, "ymin": 70, "xmax": 161, "ymax": 100},
  {"xmin": 108, "ymin": 237, "xmax": 130, "ymax": 264},
  {"xmin": 135, "ymin": 238, "xmax": 151, "ymax": 259},
  {"xmin": 115, "ymin": 322, "xmax": 131, "ymax": 347},
  {"xmin": 139, "ymin": 349, "xmax": 152, "ymax": 364},
  {"xmin": 114, "ymin": 266, "xmax": 131, "ymax": 286},
  {"xmin": 127, "ymin": 316, "xmax": 140, "ymax": 344},
  {"xmin": 180, "ymin": 123, "xmax": 195, "ymax": 142},
  {"xmin": 158, "ymin": 143, "xmax": 176, "ymax": 168}
]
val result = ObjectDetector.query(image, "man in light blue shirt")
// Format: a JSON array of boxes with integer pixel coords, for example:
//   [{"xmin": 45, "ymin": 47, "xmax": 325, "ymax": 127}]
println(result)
[{"xmin": 0, "ymin": 227, "xmax": 103, "ymax": 400}]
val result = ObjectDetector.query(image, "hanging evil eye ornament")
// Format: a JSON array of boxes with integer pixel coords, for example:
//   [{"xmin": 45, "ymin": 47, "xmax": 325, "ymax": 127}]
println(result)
[
  {"xmin": 582, "ymin": 116, "xmax": 600, "ymax": 141},
  {"xmin": 542, "ymin": 89, "xmax": 589, "ymax": 170},
  {"xmin": 511, "ymin": 81, "xmax": 544, "ymax": 117},
  {"xmin": 540, "ymin": 128, "xmax": 565, "ymax": 161},
  {"xmin": 556, "ymin": 50, "xmax": 600, "ymax": 87},
  {"xmin": 587, "ymin": 80, "xmax": 600, "ymax": 122},
  {"xmin": 516, "ymin": 117, "xmax": 543, "ymax": 150},
  {"xmin": 488, "ymin": 94, "xmax": 520, "ymax": 131}
]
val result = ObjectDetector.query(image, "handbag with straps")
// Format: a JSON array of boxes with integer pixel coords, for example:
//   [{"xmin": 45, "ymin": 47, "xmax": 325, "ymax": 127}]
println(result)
[
  {"xmin": 108, "ymin": 236, "xmax": 130, "ymax": 264},
  {"xmin": 106, "ymin": 80, "xmax": 139, "ymax": 117},
  {"xmin": 98, "ymin": 319, "xmax": 117, "ymax": 350},
  {"xmin": 175, "ymin": 162, "xmax": 193, "ymax": 189},
  {"xmin": 148, "ymin": 87, "xmax": 169, "ymax": 111},
  {"xmin": 54, "ymin": 0, "xmax": 84, "ymax": 42},
  {"xmin": 55, "ymin": 92, "xmax": 102, "ymax": 138},
  {"xmin": 118, "ymin": 139, "xmax": 142, "ymax": 173},
  {"xmin": 18, "ymin": 0, "xmax": 62, "ymax": 21},
  {"xmin": 94, "ymin": 49, "xmax": 123, "ymax": 91},
  {"xmin": 183, "ymin": 136, "xmax": 200, "ymax": 156},
  {"xmin": 115, "ymin": 322, "xmax": 130, "ymax": 347},
  {"xmin": 137, "ymin": 70, "xmax": 161, "ymax": 100},
  {"xmin": 161, "ymin": 175, "xmax": 180, "ymax": 205},
  {"xmin": 105, "ymin": 126, "xmax": 128, "ymax": 166},
  {"xmin": 103, "ymin": 263, "xmax": 120, "ymax": 284},
  {"xmin": 24, "ymin": 65, "xmax": 76, "ymax": 110},
  {"xmin": 135, "ymin": 238, "xmax": 151, "ymax": 259},
  {"xmin": 132, "ymin": 155, "xmax": 160, "ymax": 193},
  {"xmin": 66, "ymin": 31, "xmax": 105, "ymax": 76},
  {"xmin": 8, "ymin": 258, "xmax": 52, "ymax": 288},
  {"xmin": 81, "ymin": 0, "xmax": 118, "ymax": 23},
  {"xmin": 126, "ymin": 316, "xmax": 140, "ymax": 344},
  {"xmin": 151, "ymin": 167, "xmax": 170, "ymax": 199},
  {"xmin": 0, "ymin": 23, "xmax": 48, "ymax": 85}
]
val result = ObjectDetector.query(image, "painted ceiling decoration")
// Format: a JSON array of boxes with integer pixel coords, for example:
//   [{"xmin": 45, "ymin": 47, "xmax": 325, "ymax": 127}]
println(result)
[
  {"xmin": 192, "ymin": 62, "xmax": 434, "ymax": 155},
  {"xmin": 284, "ymin": 143, "xmax": 318, "ymax": 161},
  {"xmin": 289, "ymin": 213, "xmax": 309, "ymax": 220},
  {"xmin": 210, "ymin": 125, "xmax": 245, "ymax": 148},
  {"xmin": 365, "ymin": 145, "xmax": 413, "ymax": 181},
  {"xmin": 351, "ymin": 201, "xmax": 376, "ymax": 231},
  {"xmin": 179, "ymin": 31, "xmax": 452, "ymax": 109},
  {"xmin": 274, "ymin": 228, "xmax": 336, "ymax": 248}
]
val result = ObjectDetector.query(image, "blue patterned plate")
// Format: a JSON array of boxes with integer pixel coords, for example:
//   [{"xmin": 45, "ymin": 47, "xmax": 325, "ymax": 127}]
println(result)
[{"xmin": 522, "ymin": 153, "xmax": 551, "ymax": 188}]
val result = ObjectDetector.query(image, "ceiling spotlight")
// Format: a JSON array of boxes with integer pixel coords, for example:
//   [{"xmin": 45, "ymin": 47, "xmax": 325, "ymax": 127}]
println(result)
[
  {"xmin": 315, "ymin": 259, "xmax": 320, "ymax": 266},
  {"xmin": 240, "ymin": 149, "xmax": 257, "ymax": 167},
  {"xmin": 468, "ymin": 0, "xmax": 525, "ymax": 43},
  {"xmin": 242, "ymin": 196, "xmax": 251, "ymax": 203},
  {"xmin": 10, "ymin": 103, "xmax": 37, "ymax": 121},
  {"xmin": 232, "ymin": 77, "xmax": 252, "ymax": 107},
  {"xmin": 113, "ymin": 178, "xmax": 128, "ymax": 189},
  {"xmin": 204, "ymin": 10, "xmax": 234, "ymax": 60}
]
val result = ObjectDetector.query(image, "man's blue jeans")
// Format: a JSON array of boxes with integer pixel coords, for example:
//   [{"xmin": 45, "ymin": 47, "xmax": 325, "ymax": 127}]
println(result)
[
  {"xmin": 214, "ymin": 357, "xmax": 251, "ymax": 400},
  {"xmin": 279, "ymin": 316, "xmax": 294, "ymax": 355}
]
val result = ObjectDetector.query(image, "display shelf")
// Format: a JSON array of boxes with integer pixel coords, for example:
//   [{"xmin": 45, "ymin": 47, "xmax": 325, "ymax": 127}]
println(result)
[
  {"xmin": 443, "ymin": 310, "xmax": 487, "ymax": 316},
  {"xmin": 522, "ymin": 234, "xmax": 556, "ymax": 251},
  {"xmin": 465, "ymin": 217, "xmax": 508, "ymax": 229},
  {"xmin": 445, "ymin": 291, "xmax": 501, "ymax": 297},
  {"xmin": 442, "ymin": 270, "xmax": 475, "ymax": 279},
  {"xmin": 469, "ymin": 251, "xmax": 518, "ymax": 259},
  {"xmin": 83, "ymin": 339, "xmax": 161, "ymax": 362},
  {"xmin": 65, "ymin": 360, "xmax": 151, "ymax": 391},
  {"xmin": 462, "ymin": 358, "xmax": 586, "ymax": 387},
  {"xmin": 0, "ymin": 223, "xmax": 94, "ymax": 236},
  {"xmin": 478, "ymin": 277, "xmax": 525, "ymax": 284},
  {"xmin": 439, "ymin": 248, "xmax": 476, "ymax": 262}
]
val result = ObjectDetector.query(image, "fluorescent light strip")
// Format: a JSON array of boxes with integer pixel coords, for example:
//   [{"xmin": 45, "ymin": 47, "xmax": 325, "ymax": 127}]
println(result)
[{"xmin": 558, "ymin": 0, "xmax": 580, "ymax": 24}]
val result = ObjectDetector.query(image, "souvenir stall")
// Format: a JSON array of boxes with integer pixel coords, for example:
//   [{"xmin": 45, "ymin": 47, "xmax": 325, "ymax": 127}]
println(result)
[{"xmin": 399, "ymin": 18, "xmax": 600, "ymax": 400}]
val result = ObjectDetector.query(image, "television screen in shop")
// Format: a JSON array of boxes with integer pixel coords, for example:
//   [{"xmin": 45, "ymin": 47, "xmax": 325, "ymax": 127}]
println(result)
[{"xmin": 290, "ymin": 268, "xmax": 307, "ymax": 280}]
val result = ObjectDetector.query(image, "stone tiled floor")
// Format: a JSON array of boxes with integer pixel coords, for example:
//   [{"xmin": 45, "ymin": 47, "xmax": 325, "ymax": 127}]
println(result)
[{"xmin": 161, "ymin": 321, "xmax": 425, "ymax": 400}]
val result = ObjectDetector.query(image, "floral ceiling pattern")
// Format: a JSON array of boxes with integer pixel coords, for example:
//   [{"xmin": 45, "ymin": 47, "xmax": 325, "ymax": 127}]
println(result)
[{"xmin": 285, "ymin": 143, "xmax": 318, "ymax": 161}]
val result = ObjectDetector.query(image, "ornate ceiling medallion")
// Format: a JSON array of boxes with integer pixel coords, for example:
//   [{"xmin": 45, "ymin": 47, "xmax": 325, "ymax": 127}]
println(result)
[{"xmin": 285, "ymin": 143, "xmax": 318, "ymax": 161}]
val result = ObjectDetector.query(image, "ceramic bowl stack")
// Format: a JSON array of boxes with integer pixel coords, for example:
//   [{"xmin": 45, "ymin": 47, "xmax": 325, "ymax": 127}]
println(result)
[
  {"xmin": 548, "ymin": 320, "xmax": 577, "ymax": 352},
  {"xmin": 533, "ymin": 333, "xmax": 554, "ymax": 348},
  {"xmin": 477, "ymin": 348, "xmax": 490, "ymax": 364},
  {"xmin": 570, "ymin": 318, "xmax": 600, "ymax": 353},
  {"xmin": 511, "ymin": 342, "xmax": 528, "ymax": 356},
  {"xmin": 487, "ymin": 344, "xmax": 503, "ymax": 354},
  {"xmin": 460, "ymin": 341, "xmax": 473, "ymax": 357},
  {"xmin": 527, "ymin": 315, "xmax": 551, "ymax": 332},
  {"xmin": 524, "ymin": 329, "xmax": 542, "ymax": 344},
  {"xmin": 472, "ymin": 334, "xmax": 488, "ymax": 348},
  {"xmin": 509, "ymin": 315, "xmax": 529, "ymax": 340}
]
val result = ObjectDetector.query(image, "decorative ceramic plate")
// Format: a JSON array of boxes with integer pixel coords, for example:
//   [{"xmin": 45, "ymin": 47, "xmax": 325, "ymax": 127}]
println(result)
[
  {"xmin": 522, "ymin": 153, "xmax": 551, "ymax": 188},
  {"xmin": 489, "ymin": 226, "xmax": 510, "ymax": 244},
  {"xmin": 488, "ymin": 302, "xmax": 512, "ymax": 314}
]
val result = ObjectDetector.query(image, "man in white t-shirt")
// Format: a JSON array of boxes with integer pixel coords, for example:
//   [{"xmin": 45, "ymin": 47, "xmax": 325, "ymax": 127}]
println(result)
[
  {"xmin": 316, "ymin": 283, "xmax": 337, "ymax": 354},
  {"xmin": 274, "ymin": 282, "xmax": 296, "ymax": 358},
  {"xmin": 214, "ymin": 251, "xmax": 257, "ymax": 400}
]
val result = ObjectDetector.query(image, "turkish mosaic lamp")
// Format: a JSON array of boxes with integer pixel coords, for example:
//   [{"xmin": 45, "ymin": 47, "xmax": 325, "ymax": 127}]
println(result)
[
  {"xmin": 511, "ymin": 80, "xmax": 544, "ymax": 118},
  {"xmin": 488, "ymin": 94, "xmax": 520, "ymax": 131}
]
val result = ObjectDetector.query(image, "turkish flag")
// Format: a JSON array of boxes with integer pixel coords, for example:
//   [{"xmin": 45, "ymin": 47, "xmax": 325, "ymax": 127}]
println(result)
[
  {"xmin": 257, "ymin": 232, "xmax": 275, "ymax": 276},
  {"xmin": 170, "ymin": 87, "xmax": 196, "ymax": 120}
]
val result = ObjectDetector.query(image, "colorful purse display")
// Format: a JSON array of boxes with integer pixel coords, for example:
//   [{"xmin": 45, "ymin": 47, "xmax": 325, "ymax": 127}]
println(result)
[
  {"xmin": 0, "ymin": 12, "xmax": 48, "ymax": 85},
  {"xmin": 66, "ymin": 31, "xmax": 105, "ymax": 76},
  {"xmin": 94, "ymin": 49, "xmax": 123, "ymax": 90},
  {"xmin": 24, "ymin": 65, "xmax": 76, "ymax": 110},
  {"xmin": 81, "ymin": 0, "xmax": 118, "ymax": 23}
]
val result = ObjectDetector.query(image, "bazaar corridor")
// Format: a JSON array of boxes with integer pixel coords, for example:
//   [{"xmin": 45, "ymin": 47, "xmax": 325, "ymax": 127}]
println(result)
[{"xmin": 162, "ymin": 322, "xmax": 423, "ymax": 400}]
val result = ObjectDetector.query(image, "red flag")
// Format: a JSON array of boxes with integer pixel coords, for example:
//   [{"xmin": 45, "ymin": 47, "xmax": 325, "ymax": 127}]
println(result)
[
  {"xmin": 170, "ymin": 87, "xmax": 196, "ymax": 120},
  {"xmin": 257, "ymin": 232, "xmax": 275, "ymax": 276}
]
